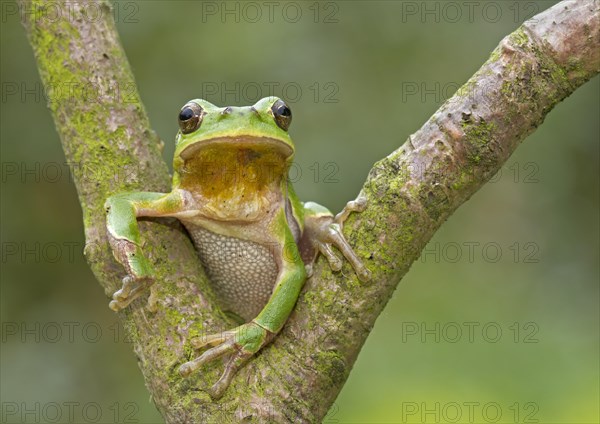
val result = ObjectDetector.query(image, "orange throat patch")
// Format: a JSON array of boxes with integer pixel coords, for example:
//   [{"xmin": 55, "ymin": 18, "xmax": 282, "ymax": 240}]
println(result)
[{"xmin": 179, "ymin": 145, "xmax": 288, "ymax": 221}]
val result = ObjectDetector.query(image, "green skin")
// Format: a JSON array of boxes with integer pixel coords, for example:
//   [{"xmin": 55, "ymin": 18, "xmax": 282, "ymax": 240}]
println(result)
[{"xmin": 105, "ymin": 97, "xmax": 371, "ymax": 398}]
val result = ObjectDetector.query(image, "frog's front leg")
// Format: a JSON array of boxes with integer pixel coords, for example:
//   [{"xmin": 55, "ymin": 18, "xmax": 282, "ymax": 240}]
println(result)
[
  {"xmin": 179, "ymin": 213, "xmax": 306, "ymax": 399},
  {"xmin": 301, "ymin": 197, "xmax": 371, "ymax": 282},
  {"xmin": 105, "ymin": 190, "xmax": 188, "ymax": 311}
]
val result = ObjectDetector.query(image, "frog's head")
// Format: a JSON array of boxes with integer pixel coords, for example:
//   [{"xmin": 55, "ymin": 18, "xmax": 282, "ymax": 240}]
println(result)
[{"xmin": 173, "ymin": 97, "xmax": 294, "ymax": 180}]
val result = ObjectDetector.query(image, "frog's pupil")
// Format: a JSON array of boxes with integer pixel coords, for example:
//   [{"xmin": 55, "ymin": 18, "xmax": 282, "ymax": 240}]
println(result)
[
  {"xmin": 276, "ymin": 104, "xmax": 290, "ymax": 116},
  {"xmin": 179, "ymin": 108, "xmax": 194, "ymax": 121}
]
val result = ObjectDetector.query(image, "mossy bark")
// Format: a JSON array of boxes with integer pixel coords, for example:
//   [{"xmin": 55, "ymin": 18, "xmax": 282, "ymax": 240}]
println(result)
[{"xmin": 20, "ymin": 0, "xmax": 599, "ymax": 422}]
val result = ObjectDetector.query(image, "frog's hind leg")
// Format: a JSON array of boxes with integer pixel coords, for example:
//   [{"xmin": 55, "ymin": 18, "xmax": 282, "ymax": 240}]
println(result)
[
  {"xmin": 179, "ymin": 212, "xmax": 305, "ymax": 399},
  {"xmin": 301, "ymin": 197, "xmax": 371, "ymax": 281}
]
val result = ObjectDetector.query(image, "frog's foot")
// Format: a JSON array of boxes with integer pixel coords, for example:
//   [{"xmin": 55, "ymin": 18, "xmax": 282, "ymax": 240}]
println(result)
[
  {"xmin": 178, "ymin": 322, "xmax": 273, "ymax": 399},
  {"xmin": 334, "ymin": 196, "xmax": 368, "ymax": 229},
  {"xmin": 109, "ymin": 275, "xmax": 153, "ymax": 311},
  {"xmin": 307, "ymin": 197, "xmax": 371, "ymax": 282}
]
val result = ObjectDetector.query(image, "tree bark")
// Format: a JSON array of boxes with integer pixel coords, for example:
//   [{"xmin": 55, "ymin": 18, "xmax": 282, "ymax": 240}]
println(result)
[{"xmin": 20, "ymin": 0, "xmax": 599, "ymax": 422}]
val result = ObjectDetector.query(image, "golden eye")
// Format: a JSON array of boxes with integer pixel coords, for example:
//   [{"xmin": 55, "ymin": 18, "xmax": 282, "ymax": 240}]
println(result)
[
  {"xmin": 178, "ymin": 102, "xmax": 204, "ymax": 134},
  {"xmin": 271, "ymin": 99, "xmax": 292, "ymax": 131}
]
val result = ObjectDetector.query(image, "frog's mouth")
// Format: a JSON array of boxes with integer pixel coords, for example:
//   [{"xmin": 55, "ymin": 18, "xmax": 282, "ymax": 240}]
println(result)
[{"xmin": 179, "ymin": 136, "xmax": 293, "ymax": 161}]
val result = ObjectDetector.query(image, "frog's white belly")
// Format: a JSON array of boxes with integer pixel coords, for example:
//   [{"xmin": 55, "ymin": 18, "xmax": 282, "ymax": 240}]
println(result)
[{"xmin": 183, "ymin": 223, "xmax": 278, "ymax": 322}]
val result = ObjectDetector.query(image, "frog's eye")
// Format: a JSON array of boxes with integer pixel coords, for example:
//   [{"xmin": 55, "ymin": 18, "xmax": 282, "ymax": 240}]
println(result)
[
  {"xmin": 271, "ymin": 99, "xmax": 292, "ymax": 131},
  {"xmin": 178, "ymin": 102, "xmax": 204, "ymax": 134}
]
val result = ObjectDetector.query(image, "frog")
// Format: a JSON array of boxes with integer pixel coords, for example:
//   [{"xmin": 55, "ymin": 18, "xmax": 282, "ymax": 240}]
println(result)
[{"xmin": 104, "ymin": 96, "xmax": 371, "ymax": 398}]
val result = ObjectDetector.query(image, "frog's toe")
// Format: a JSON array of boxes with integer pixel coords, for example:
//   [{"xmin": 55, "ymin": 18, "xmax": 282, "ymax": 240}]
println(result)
[
  {"xmin": 208, "ymin": 350, "xmax": 252, "ymax": 399},
  {"xmin": 323, "ymin": 223, "xmax": 371, "ymax": 282},
  {"xmin": 112, "ymin": 290, "xmax": 126, "ymax": 301},
  {"xmin": 354, "ymin": 263, "xmax": 372, "ymax": 282},
  {"xmin": 318, "ymin": 242, "xmax": 343, "ymax": 271},
  {"xmin": 178, "ymin": 338, "xmax": 236, "ymax": 377},
  {"xmin": 109, "ymin": 299, "xmax": 127, "ymax": 312},
  {"xmin": 345, "ymin": 196, "xmax": 367, "ymax": 214},
  {"xmin": 109, "ymin": 296, "xmax": 137, "ymax": 311},
  {"xmin": 112, "ymin": 276, "xmax": 134, "ymax": 301},
  {"xmin": 190, "ymin": 331, "xmax": 231, "ymax": 349},
  {"xmin": 109, "ymin": 276, "xmax": 152, "ymax": 311},
  {"xmin": 334, "ymin": 196, "xmax": 368, "ymax": 227},
  {"xmin": 110, "ymin": 274, "xmax": 154, "ymax": 310}
]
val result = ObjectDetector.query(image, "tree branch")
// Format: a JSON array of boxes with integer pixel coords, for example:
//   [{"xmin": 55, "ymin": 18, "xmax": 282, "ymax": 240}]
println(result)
[{"xmin": 21, "ymin": 0, "xmax": 598, "ymax": 422}]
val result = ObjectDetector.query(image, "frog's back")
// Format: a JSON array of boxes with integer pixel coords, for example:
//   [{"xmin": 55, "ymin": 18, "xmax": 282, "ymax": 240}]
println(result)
[{"xmin": 183, "ymin": 223, "xmax": 278, "ymax": 321}]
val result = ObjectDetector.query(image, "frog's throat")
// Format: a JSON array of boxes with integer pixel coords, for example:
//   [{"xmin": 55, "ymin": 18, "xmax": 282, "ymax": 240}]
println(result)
[
  {"xmin": 179, "ymin": 136, "xmax": 293, "ymax": 161},
  {"xmin": 177, "ymin": 138, "xmax": 290, "ymax": 221}
]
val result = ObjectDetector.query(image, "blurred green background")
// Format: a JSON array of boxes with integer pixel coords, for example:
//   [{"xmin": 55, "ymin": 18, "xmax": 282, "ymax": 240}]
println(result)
[{"xmin": 1, "ymin": 1, "xmax": 598, "ymax": 423}]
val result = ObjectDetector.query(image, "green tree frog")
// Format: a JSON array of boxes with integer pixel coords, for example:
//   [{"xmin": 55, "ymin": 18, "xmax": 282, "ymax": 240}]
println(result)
[{"xmin": 105, "ymin": 97, "xmax": 371, "ymax": 398}]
